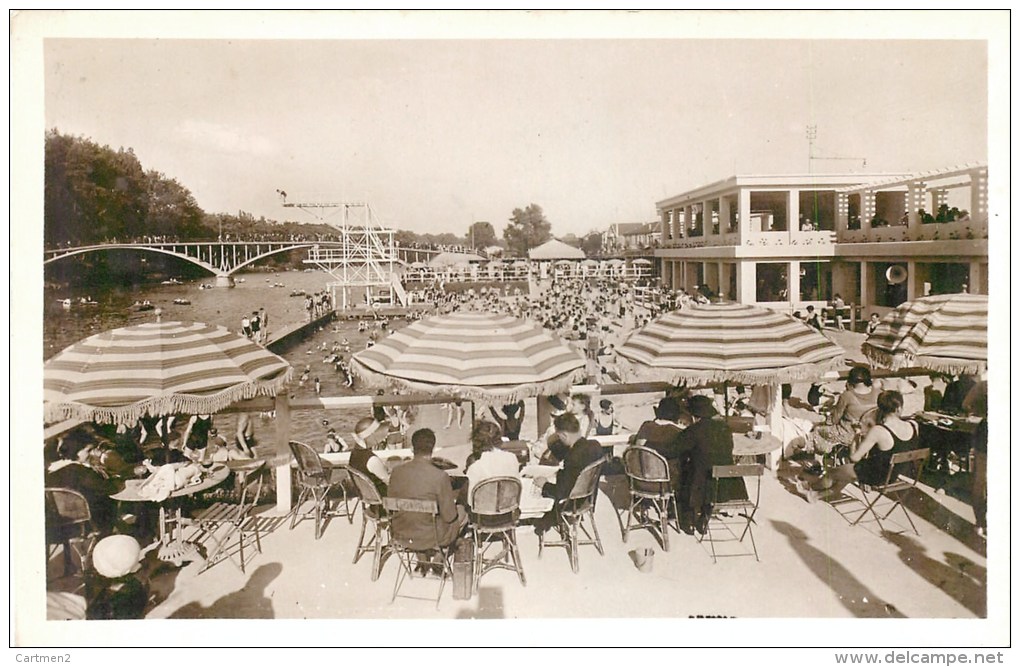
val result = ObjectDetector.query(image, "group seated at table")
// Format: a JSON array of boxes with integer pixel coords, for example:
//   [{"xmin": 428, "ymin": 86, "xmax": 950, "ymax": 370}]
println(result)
[{"xmin": 793, "ymin": 389, "xmax": 919, "ymax": 503}]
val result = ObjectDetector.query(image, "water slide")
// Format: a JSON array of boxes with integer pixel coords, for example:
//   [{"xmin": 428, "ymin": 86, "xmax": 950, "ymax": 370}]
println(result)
[{"xmin": 389, "ymin": 272, "xmax": 409, "ymax": 307}]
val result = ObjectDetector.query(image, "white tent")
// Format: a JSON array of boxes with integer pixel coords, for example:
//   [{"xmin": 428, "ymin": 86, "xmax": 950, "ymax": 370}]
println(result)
[{"xmin": 528, "ymin": 239, "xmax": 585, "ymax": 260}]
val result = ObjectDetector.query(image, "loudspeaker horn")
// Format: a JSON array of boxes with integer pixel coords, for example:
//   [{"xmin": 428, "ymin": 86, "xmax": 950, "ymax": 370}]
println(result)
[{"xmin": 886, "ymin": 265, "xmax": 908, "ymax": 284}]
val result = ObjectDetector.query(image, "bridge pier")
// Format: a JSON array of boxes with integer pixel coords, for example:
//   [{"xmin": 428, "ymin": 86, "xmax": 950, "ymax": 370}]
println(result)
[{"xmin": 215, "ymin": 274, "xmax": 235, "ymax": 288}]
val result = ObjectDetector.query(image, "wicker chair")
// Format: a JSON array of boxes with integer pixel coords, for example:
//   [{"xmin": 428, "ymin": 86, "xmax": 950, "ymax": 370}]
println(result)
[
  {"xmin": 45, "ymin": 488, "xmax": 96, "ymax": 577},
  {"xmin": 538, "ymin": 457, "xmax": 606, "ymax": 574},
  {"xmin": 469, "ymin": 476, "xmax": 526, "ymax": 594},
  {"xmin": 288, "ymin": 440, "xmax": 352, "ymax": 540},
  {"xmin": 347, "ymin": 467, "xmax": 390, "ymax": 581},
  {"xmin": 621, "ymin": 446, "xmax": 679, "ymax": 551}
]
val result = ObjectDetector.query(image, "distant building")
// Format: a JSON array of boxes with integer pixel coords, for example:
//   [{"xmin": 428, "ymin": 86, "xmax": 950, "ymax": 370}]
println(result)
[
  {"xmin": 654, "ymin": 164, "xmax": 988, "ymax": 320},
  {"xmin": 603, "ymin": 221, "xmax": 660, "ymax": 252}
]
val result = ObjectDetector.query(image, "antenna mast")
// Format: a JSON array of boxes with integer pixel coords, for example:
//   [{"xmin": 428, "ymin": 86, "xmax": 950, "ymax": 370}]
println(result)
[{"xmin": 806, "ymin": 125, "xmax": 868, "ymax": 171}]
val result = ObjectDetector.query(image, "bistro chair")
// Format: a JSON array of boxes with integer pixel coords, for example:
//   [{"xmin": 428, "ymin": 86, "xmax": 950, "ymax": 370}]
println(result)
[
  {"xmin": 382, "ymin": 497, "xmax": 453, "ymax": 609},
  {"xmin": 288, "ymin": 440, "xmax": 352, "ymax": 540},
  {"xmin": 851, "ymin": 448, "xmax": 930, "ymax": 535},
  {"xmin": 347, "ymin": 467, "xmax": 391, "ymax": 581},
  {"xmin": 621, "ymin": 446, "xmax": 680, "ymax": 551},
  {"xmin": 469, "ymin": 476, "xmax": 526, "ymax": 595},
  {"xmin": 699, "ymin": 464, "xmax": 763, "ymax": 564},
  {"xmin": 45, "ymin": 487, "xmax": 96, "ymax": 577},
  {"xmin": 538, "ymin": 457, "xmax": 607, "ymax": 574},
  {"xmin": 189, "ymin": 461, "xmax": 267, "ymax": 574}
]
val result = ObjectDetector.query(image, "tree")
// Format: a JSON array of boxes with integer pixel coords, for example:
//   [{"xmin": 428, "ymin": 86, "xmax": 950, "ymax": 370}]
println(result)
[
  {"xmin": 467, "ymin": 221, "xmax": 497, "ymax": 250},
  {"xmin": 503, "ymin": 204, "xmax": 552, "ymax": 257},
  {"xmin": 581, "ymin": 232, "xmax": 603, "ymax": 257},
  {"xmin": 145, "ymin": 171, "xmax": 206, "ymax": 239}
]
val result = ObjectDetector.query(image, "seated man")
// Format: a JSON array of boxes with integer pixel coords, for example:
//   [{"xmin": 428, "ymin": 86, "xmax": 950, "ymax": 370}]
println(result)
[
  {"xmin": 676, "ymin": 395, "xmax": 740, "ymax": 535},
  {"xmin": 534, "ymin": 395, "xmax": 571, "ymax": 464},
  {"xmin": 347, "ymin": 417, "xmax": 390, "ymax": 497},
  {"xmin": 465, "ymin": 421, "xmax": 521, "ymax": 505},
  {"xmin": 534, "ymin": 413, "xmax": 605, "ymax": 534},
  {"xmin": 387, "ymin": 428, "xmax": 467, "ymax": 551}
]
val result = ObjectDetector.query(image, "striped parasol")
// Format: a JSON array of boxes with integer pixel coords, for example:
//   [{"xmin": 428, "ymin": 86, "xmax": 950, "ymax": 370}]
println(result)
[
  {"xmin": 861, "ymin": 293, "xmax": 987, "ymax": 374},
  {"xmin": 44, "ymin": 321, "xmax": 293, "ymax": 425},
  {"xmin": 616, "ymin": 302, "xmax": 844, "ymax": 385},
  {"xmin": 350, "ymin": 312, "xmax": 586, "ymax": 403}
]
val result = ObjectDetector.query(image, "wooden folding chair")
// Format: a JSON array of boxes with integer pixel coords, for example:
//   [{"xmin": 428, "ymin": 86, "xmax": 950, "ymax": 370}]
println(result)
[
  {"xmin": 383, "ymin": 497, "xmax": 453, "ymax": 609},
  {"xmin": 190, "ymin": 462, "xmax": 267, "ymax": 574},
  {"xmin": 852, "ymin": 448, "xmax": 929, "ymax": 535},
  {"xmin": 699, "ymin": 464, "xmax": 763, "ymax": 564}
]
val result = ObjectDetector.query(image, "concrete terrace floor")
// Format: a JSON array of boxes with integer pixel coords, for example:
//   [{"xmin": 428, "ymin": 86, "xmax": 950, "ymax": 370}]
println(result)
[
  {"xmin": 135, "ymin": 329, "xmax": 987, "ymax": 624},
  {"xmin": 141, "ymin": 454, "xmax": 986, "ymax": 622}
]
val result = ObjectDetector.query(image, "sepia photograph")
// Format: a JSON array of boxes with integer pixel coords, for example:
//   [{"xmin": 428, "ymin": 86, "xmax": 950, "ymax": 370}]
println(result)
[{"xmin": 10, "ymin": 9, "xmax": 1010, "ymax": 652}]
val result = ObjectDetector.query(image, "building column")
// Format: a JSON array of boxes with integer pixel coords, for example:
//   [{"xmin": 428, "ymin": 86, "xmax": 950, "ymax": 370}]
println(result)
[
  {"xmin": 861, "ymin": 190, "xmax": 876, "ymax": 231},
  {"xmin": 788, "ymin": 260, "xmax": 801, "ymax": 306},
  {"xmin": 836, "ymin": 192, "xmax": 849, "ymax": 232},
  {"xmin": 719, "ymin": 197, "xmax": 731, "ymax": 236},
  {"xmin": 931, "ymin": 188, "xmax": 949, "ymax": 216},
  {"xmin": 788, "ymin": 189, "xmax": 800, "ymax": 231},
  {"xmin": 907, "ymin": 180, "xmax": 926, "ymax": 232},
  {"xmin": 968, "ymin": 262, "xmax": 983, "ymax": 294},
  {"xmin": 739, "ymin": 188, "xmax": 752, "ymax": 236},
  {"xmin": 969, "ymin": 167, "xmax": 988, "ymax": 223},
  {"xmin": 661, "ymin": 212, "xmax": 670, "ymax": 244},
  {"xmin": 906, "ymin": 261, "xmax": 918, "ymax": 300},
  {"xmin": 859, "ymin": 261, "xmax": 871, "ymax": 310},
  {"xmin": 717, "ymin": 262, "xmax": 725, "ymax": 298},
  {"xmin": 736, "ymin": 261, "xmax": 756, "ymax": 304}
]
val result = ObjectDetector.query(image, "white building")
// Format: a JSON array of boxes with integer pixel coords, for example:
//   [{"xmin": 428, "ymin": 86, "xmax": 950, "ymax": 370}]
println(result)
[
  {"xmin": 602, "ymin": 221, "xmax": 661, "ymax": 253},
  {"xmin": 654, "ymin": 163, "xmax": 988, "ymax": 324}
]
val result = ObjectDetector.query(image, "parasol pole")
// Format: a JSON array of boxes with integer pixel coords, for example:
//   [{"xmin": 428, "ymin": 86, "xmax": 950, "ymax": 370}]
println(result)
[{"xmin": 272, "ymin": 393, "xmax": 293, "ymax": 516}]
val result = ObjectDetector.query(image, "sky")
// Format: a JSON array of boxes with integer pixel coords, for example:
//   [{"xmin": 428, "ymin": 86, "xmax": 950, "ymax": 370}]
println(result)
[{"xmin": 44, "ymin": 25, "xmax": 989, "ymax": 239}]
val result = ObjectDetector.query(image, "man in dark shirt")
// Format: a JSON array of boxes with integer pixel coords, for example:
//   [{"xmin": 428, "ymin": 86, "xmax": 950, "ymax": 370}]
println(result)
[
  {"xmin": 387, "ymin": 428, "xmax": 467, "ymax": 551},
  {"xmin": 534, "ymin": 413, "xmax": 605, "ymax": 534},
  {"xmin": 676, "ymin": 395, "xmax": 738, "ymax": 535}
]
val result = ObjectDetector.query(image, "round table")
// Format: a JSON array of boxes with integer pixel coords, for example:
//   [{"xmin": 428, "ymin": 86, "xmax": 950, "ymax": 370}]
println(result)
[
  {"xmin": 732, "ymin": 432, "xmax": 782, "ymax": 464},
  {"xmin": 112, "ymin": 463, "xmax": 231, "ymax": 565}
]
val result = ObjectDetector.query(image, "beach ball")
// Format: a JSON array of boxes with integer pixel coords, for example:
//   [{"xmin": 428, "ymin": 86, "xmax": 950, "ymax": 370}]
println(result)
[{"xmin": 92, "ymin": 535, "xmax": 142, "ymax": 578}]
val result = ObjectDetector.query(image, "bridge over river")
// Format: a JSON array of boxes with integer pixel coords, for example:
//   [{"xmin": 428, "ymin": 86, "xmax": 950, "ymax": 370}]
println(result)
[{"xmin": 44, "ymin": 240, "xmax": 442, "ymax": 286}]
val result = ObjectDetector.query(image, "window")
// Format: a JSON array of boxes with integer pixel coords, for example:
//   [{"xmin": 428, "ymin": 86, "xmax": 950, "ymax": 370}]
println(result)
[
  {"xmin": 749, "ymin": 191, "xmax": 788, "ymax": 231},
  {"xmin": 755, "ymin": 262, "xmax": 789, "ymax": 302},
  {"xmin": 799, "ymin": 261, "xmax": 832, "ymax": 302}
]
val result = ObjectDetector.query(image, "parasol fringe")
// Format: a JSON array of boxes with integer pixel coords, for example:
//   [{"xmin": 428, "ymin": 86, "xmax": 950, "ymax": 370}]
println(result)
[
  {"xmin": 862, "ymin": 345, "xmax": 901, "ymax": 370},
  {"xmin": 615, "ymin": 355, "xmax": 845, "ymax": 387},
  {"xmin": 349, "ymin": 358, "xmax": 586, "ymax": 407},
  {"xmin": 862, "ymin": 344, "xmax": 986, "ymax": 375},
  {"xmin": 44, "ymin": 368, "xmax": 293, "ymax": 426},
  {"xmin": 912, "ymin": 358, "xmax": 986, "ymax": 375}
]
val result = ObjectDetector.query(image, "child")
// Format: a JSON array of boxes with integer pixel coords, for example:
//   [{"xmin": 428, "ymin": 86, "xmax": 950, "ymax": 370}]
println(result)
[{"xmin": 314, "ymin": 377, "xmax": 321, "ymax": 395}]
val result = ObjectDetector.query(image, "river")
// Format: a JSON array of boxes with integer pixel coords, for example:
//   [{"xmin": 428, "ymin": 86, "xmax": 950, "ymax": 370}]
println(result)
[{"xmin": 43, "ymin": 269, "xmax": 475, "ymax": 449}]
